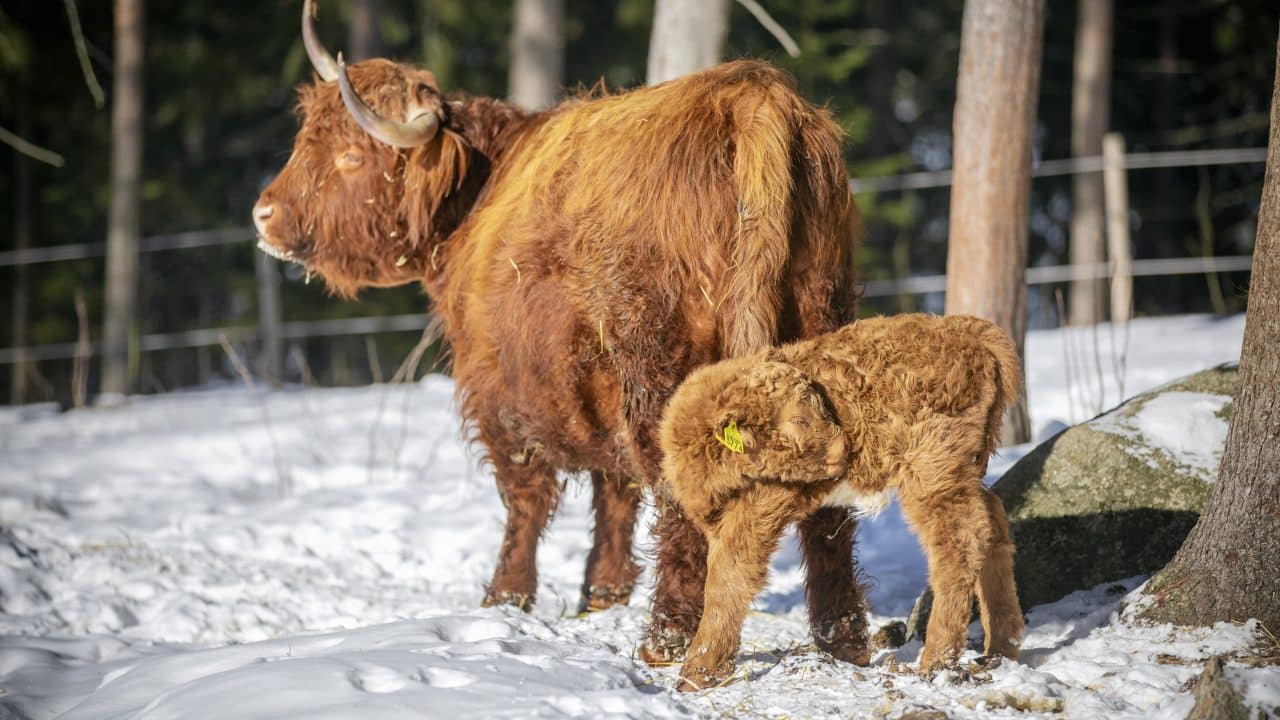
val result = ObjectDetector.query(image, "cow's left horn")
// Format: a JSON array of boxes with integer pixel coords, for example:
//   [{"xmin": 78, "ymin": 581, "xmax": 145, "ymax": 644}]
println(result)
[
  {"xmin": 336, "ymin": 53, "xmax": 439, "ymax": 148},
  {"xmin": 302, "ymin": 0, "xmax": 339, "ymax": 82}
]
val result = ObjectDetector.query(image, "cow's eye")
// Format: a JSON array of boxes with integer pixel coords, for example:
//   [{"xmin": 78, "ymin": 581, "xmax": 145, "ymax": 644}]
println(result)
[{"xmin": 335, "ymin": 150, "xmax": 363, "ymax": 170}]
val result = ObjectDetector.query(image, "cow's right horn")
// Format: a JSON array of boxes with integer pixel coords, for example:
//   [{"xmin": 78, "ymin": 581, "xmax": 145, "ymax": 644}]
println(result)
[
  {"xmin": 336, "ymin": 53, "xmax": 439, "ymax": 148},
  {"xmin": 302, "ymin": 0, "xmax": 339, "ymax": 82}
]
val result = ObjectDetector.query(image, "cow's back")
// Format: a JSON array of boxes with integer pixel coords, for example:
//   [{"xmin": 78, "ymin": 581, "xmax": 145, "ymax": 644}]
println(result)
[{"xmin": 441, "ymin": 61, "xmax": 859, "ymax": 478}]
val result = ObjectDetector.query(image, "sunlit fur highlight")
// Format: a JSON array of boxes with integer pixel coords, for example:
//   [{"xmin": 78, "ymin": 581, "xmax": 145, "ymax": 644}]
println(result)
[
  {"xmin": 659, "ymin": 314, "xmax": 1025, "ymax": 690},
  {"xmin": 256, "ymin": 59, "xmax": 860, "ymax": 634}
]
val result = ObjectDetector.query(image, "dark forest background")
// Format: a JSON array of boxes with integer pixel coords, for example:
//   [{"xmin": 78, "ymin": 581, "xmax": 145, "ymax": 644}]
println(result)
[{"xmin": 1, "ymin": 1, "xmax": 1275, "ymax": 404}]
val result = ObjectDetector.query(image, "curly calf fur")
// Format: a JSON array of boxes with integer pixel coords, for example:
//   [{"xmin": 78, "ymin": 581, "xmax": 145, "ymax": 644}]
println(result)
[{"xmin": 659, "ymin": 314, "xmax": 1025, "ymax": 691}]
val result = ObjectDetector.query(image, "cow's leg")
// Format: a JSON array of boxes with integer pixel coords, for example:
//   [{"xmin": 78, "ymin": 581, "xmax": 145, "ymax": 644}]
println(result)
[
  {"xmin": 974, "ymin": 487, "xmax": 1023, "ymax": 660},
  {"xmin": 900, "ymin": 468, "xmax": 992, "ymax": 672},
  {"xmin": 581, "ymin": 470, "xmax": 642, "ymax": 612},
  {"xmin": 797, "ymin": 507, "xmax": 871, "ymax": 665},
  {"xmin": 639, "ymin": 498, "xmax": 708, "ymax": 665},
  {"xmin": 482, "ymin": 457, "xmax": 561, "ymax": 611}
]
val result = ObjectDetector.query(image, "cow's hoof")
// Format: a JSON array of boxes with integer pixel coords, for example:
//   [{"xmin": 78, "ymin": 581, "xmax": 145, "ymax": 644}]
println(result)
[
  {"xmin": 581, "ymin": 584, "xmax": 633, "ymax": 613},
  {"xmin": 814, "ymin": 615, "xmax": 872, "ymax": 665},
  {"xmin": 638, "ymin": 622, "xmax": 691, "ymax": 666},
  {"xmin": 482, "ymin": 589, "xmax": 533, "ymax": 611}
]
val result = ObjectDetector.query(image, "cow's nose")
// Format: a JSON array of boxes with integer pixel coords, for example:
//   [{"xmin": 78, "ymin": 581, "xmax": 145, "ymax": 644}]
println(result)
[{"xmin": 252, "ymin": 203, "xmax": 275, "ymax": 235}]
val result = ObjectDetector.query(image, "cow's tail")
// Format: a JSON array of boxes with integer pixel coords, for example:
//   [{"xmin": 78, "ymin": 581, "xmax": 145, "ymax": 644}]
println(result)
[
  {"xmin": 720, "ymin": 83, "xmax": 799, "ymax": 358},
  {"xmin": 721, "ymin": 78, "xmax": 858, "ymax": 358}
]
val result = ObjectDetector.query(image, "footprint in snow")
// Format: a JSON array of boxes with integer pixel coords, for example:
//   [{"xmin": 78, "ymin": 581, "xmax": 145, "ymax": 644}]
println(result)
[
  {"xmin": 348, "ymin": 663, "xmax": 407, "ymax": 694},
  {"xmin": 416, "ymin": 667, "xmax": 474, "ymax": 688}
]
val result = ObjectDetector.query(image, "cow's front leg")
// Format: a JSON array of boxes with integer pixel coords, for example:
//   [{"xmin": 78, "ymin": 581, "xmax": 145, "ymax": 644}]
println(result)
[
  {"xmin": 581, "ymin": 470, "xmax": 642, "ymax": 612},
  {"xmin": 483, "ymin": 455, "xmax": 561, "ymax": 611},
  {"xmin": 639, "ymin": 498, "xmax": 708, "ymax": 665}
]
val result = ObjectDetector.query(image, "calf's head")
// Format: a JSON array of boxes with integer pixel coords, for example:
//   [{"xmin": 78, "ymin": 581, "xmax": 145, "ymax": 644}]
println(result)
[
  {"xmin": 253, "ymin": 0, "xmax": 469, "ymax": 297},
  {"xmin": 660, "ymin": 359, "xmax": 849, "ymax": 507}
]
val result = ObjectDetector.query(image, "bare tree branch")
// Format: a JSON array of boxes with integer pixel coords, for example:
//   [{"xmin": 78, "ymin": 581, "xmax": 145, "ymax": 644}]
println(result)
[
  {"xmin": 63, "ymin": 0, "xmax": 106, "ymax": 108},
  {"xmin": 0, "ymin": 126, "xmax": 65, "ymax": 168},
  {"xmin": 735, "ymin": 0, "xmax": 800, "ymax": 58}
]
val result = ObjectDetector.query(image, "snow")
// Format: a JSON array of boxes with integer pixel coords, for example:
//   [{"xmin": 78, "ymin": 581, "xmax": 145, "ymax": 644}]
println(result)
[
  {"xmin": 1091, "ymin": 391, "xmax": 1231, "ymax": 481},
  {"xmin": 1, "ymin": 313, "xmax": 1275, "ymax": 719}
]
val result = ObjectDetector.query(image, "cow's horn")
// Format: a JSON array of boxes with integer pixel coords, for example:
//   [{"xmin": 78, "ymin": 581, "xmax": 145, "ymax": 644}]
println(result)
[
  {"xmin": 303, "ymin": 0, "xmax": 339, "ymax": 82},
  {"xmin": 336, "ymin": 53, "xmax": 439, "ymax": 148}
]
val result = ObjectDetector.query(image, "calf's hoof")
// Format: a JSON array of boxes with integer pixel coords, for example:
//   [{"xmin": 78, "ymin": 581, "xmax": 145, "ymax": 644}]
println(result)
[
  {"xmin": 916, "ymin": 642, "xmax": 963, "ymax": 675},
  {"xmin": 676, "ymin": 652, "xmax": 735, "ymax": 692},
  {"xmin": 638, "ymin": 621, "xmax": 692, "ymax": 666},
  {"xmin": 580, "ymin": 583, "xmax": 633, "ymax": 613},
  {"xmin": 481, "ymin": 589, "xmax": 534, "ymax": 612}
]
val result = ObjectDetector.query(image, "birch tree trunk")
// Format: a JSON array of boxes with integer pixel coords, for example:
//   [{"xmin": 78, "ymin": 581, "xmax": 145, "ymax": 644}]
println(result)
[
  {"xmin": 945, "ymin": 0, "xmax": 1045, "ymax": 445},
  {"xmin": 508, "ymin": 0, "xmax": 564, "ymax": 110},
  {"xmin": 1139, "ymin": 36, "xmax": 1280, "ymax": 631},
  {"xmin": 1068, "ymin": 0, "xmax": 1112, "ymax": 326},
  {"xmin": 647, "ymin": 0, "xmax": 730, "ymax": 85},
  {"xmin": 101, "ymin": 0, "xmax": 144, "ymax": 399}
]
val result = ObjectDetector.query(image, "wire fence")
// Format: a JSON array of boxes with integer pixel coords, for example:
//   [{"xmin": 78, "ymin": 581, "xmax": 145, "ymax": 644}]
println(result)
[{"xmin": 1, "ymin": 144, "xmax": 1265, "ymax": 371}]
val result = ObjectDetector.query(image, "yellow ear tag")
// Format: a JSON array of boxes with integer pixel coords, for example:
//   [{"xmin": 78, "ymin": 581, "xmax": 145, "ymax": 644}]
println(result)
[{"xmin": 717, "ymin": 419, "xmax": 745, "ymax": 454}]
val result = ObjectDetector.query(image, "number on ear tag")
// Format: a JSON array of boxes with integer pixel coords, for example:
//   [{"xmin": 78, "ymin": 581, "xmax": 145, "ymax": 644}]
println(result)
[{"xmin": 717, "ymin": 419, "xmax": 744, "ymax": 454}]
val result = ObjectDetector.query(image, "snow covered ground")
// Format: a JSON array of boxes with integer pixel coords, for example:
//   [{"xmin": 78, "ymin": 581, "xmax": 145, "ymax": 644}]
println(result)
[{"xmin": 2, "ymin": 313, "xmax": 1276, "ymax": 718}]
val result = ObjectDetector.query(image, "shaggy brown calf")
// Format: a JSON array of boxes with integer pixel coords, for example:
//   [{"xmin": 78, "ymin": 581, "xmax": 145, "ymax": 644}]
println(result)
[
  {"xmin": 253, "ymin": 2, "xmax": 862, "ymax": 663},
  {"xmin": 659, "ymin": 314, "xmax": 1025, "ymax": 690}
]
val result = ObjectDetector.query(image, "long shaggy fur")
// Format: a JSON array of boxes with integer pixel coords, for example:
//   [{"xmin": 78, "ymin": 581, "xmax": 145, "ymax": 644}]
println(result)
[
  {"xmin": 659, "ymin": 314, "xmax": 1025, "ymax": 691},
  {"xmin": 256, "ymin": 60, "xmax": 860, "ymax": 632}
]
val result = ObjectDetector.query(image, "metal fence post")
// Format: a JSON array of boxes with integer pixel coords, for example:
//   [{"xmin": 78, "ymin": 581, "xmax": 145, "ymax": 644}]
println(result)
[{"xmin": 255, "ymin": 251, "xmax": 283, "ymax": 384}]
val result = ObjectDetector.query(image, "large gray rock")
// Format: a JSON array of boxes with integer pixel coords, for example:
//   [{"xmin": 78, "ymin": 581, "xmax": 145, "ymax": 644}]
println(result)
[{"xmin": 992, "ymin": 364, "xmax": 1237, "ymax": 609}]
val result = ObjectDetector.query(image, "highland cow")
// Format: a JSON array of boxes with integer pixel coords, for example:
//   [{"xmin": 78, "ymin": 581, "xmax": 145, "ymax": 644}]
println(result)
[
  {"xmin": 253, "ymin": 1, "xmax": 862, "ymax": 663},
  {"xmin": 659, "ymin": 314, "xmax": 1025, "ymax": 690}
]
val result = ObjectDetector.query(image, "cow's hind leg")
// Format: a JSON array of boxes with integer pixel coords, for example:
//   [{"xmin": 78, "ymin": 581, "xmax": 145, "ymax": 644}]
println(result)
[
  {"xmin": 798, "ymin": 507, "xmax": 871, "ymax": 664},
  {"xmin": 975, "ymin": 487, "xmax": 1023, "ymax": 660},
  {"xmin": 483, "ymin": 456, "xmax": 561, "ymax": 611},
  {"xmin": 639, "ymin": 499, "xmax": 708, "ymax": 666},
  {"xmin": 581, "ymin": 470, "xmax": 642, "ymax": 612}
]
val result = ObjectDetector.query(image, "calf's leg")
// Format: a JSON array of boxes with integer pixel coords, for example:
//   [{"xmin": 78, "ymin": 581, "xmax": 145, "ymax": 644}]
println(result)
[
  {"xmin": 678, "ymin": 490, "xmax": 792, "ymax": 692},
  {"xmin": 798, "ymin": 507, "xmax": 870, "ymax": 664},
  {"xmin": 639, "ymin": 500, "xmax": 708, "ymax": 665},
  {"xmin": 581, "ymin": 470, "xmax": 642, "ymax": 612},
  {"xmin": 483, "ymin": 458, "xmax": 561, "ymax": 610},
  {"xmin": 900, "ymin": 472, "xmax": 992, "ymax": 672},
  {"xmin": 974, "ymin": 487, "xmax": 1023, "ymax": 659}
]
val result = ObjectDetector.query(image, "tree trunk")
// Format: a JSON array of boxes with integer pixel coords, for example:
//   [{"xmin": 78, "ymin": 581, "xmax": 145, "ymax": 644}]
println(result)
[
  {"xmin": 347, "ymin": 0, "xmax": 385, "ymax": 62},
  {"xmin": 9, "ymin": 77, "xmax": 32, "ymax": 406},
  {"xmin": 646, "ymin": 0, "xmax": 730, "ymax": 85},
  {"xmin": 1139, "ymin": 36, "xmax": 1280, "ymax": 631},
  {"xmin": 508, "ymin": 0, "xmax": 564, "ymax": 110},
  {"xmin": 101, "ymin": 0, "xmax": 144, "ymax": 400},
  {"xmin": 945, "ymin": 0, "xmax": 1045, "ymax": 445},
  {"xmin": 1068, "ymin": 0, "xmax": 1111, "ymax": 327}
]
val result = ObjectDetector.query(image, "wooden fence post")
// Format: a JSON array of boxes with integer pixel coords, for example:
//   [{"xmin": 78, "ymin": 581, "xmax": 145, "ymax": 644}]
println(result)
[{"xmin": 1104, "ymin": 132, "xmax": 1133, "ymax": 324}]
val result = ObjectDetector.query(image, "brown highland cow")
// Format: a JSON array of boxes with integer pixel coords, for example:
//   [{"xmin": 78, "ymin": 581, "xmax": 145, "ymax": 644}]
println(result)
[
  {"xmin": 659, "ymin": 314, "xmax": 1024, "ymax": 690},
  {"xmin": 253, "ymin": 1, "xmax": 861, "ymax": 664}
]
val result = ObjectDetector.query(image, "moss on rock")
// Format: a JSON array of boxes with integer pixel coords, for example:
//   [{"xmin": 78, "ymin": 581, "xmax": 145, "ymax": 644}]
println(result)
[{"xmin": 992, "ymin": 364, "xmax": 1237, "ymax": 609}]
